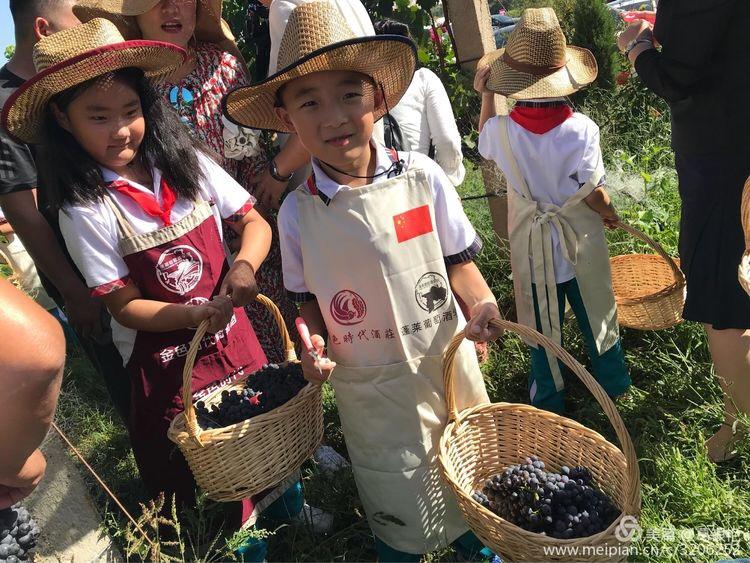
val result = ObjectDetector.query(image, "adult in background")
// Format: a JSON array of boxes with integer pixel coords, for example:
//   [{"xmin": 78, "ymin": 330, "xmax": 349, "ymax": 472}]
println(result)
[
  {"xmin": 0, "ymin": 278, "xmax": 64, "ymax": 509},
  {"xmin": 1, "ymin": 0, "xmax": 132, "ymax": 422},
  {"xmin": 618, "ymin": 0, "xmax": 750, "ymax": 462},
  {"xmin": 373, "ymin": 19, "xmax": 466, "ymax": 187},
  {"xmin": 75, "ymin": 0, "xmax": 299, "ymax": 364}
]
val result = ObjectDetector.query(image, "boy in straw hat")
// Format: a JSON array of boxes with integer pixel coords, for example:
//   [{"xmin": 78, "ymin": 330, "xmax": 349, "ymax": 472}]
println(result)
[
  {"xmin": 475, "ymin": 7, "xmax": 631, "ymax": 414},
  {"xmin": 224, "ymin": 1, "xmax": 501, "ymax": 559}
]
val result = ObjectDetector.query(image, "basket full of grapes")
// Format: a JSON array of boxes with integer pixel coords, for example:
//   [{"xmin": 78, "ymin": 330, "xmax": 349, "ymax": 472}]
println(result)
[
  {"xmin": 168, "ymin": 295, "xmax": 323, "ymax": 502},
  {"xmin": 438, "ymin": 319, "xmax": 641, "ymax": 562}
]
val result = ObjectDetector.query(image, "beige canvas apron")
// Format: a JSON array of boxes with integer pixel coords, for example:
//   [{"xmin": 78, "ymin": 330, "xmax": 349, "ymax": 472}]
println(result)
[
  {"xmin": 497, "ymin": 117, "xmax": 619, "ymax": 390},
  {"xmin": 296, "ymin": 165, "xmax": 489, "ymax": 553}
]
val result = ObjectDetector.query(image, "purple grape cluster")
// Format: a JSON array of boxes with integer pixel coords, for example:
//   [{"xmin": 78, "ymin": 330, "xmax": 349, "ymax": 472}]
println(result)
[
  {"xmin": 196, "ymin": 362, "xmax": 307, "ymax": 429},
  {"xmin": 472, "ymin": 457, "xmax": 619, "ymax": 539},
  {"xmin": 0, "ymin": 504, "xmax": 40, "ymax": 562}
]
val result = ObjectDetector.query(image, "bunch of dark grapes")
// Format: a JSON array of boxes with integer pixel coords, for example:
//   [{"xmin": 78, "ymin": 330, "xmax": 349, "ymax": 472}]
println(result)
[
  {"xmin": 196, "ymin": 362, "xmax": 307, "ymax": 429},
  {"xmin": 471, "ymin": 457, "xmax": 620, "ymax": 539},
  {"xmin": 0, "ymin": 504, "xmax": 40, "ymax": 562}
]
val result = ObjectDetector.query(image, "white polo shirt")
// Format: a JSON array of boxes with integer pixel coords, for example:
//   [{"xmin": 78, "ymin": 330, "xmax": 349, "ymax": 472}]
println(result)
[
  {"xmin": 478, "ymin": 112, "xmax": 605, "ymax": 283},
  {"xmin": 59, "ymin": 151, "xmax": 254, "ymax": 365},
  {"xmin": 278, "ymin": 143, "xmax": 482, "ymax": 302}
]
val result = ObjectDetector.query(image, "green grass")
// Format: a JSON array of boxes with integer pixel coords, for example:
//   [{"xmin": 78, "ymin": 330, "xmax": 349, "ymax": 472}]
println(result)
[{"xmin": 54, "ymin": 146, "xmax": 749, "ymax": 560}]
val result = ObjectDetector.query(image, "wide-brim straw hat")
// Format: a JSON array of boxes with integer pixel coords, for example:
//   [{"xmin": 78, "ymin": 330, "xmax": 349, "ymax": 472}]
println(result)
[
  {"xmin": 223, "ymin": 0, "xmax": 416, "ymax": 133},
  {"xmin": 479, "ymin": 7, "xmax": 597, "ymax": 99},
  {"xmin": 1, "ymin": 18, "xmax": 185, "ymax": 144},
  {"xmin": 73, "ymin": 0, "xmax": 243, "ymax": 62}
]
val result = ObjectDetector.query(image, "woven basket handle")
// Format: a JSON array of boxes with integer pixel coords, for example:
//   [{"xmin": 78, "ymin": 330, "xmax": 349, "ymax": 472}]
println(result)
[
  {"xmin": 443, "ymin": 318, "xmax": 641, "ymax": 513},
  {"xmin": 741, "ymin": 177, "xmax": 750, "ymax": 250},
  {"xmin": 618, "ymin": 222, "xmax": 684, "ymax": 284},
  {"xmin": 182, "ymin": 294, "xmax": 297, "ymax": 445}
]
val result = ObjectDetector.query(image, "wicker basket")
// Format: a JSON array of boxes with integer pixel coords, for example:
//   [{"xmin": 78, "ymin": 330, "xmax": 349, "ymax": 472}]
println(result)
[
  {"xmin": 738, "ymin": 177, "xmax": 750, "ymax": 296},
  {"xmin": 438, "ymin": 319, "xmax": 641, "ymax": 562},
  {"xmin": 610, "ymin": 222, "xmax": 685, "ymax": 330},
  {"xmin": 167, "ymin": 294, "xmax": 323, "ymax": 502}
]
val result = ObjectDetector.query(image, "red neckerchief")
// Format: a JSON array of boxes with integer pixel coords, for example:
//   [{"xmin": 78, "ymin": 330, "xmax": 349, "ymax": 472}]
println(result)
[
  {"xmin": 510, "ymin": 104, "xmax": 573, "ymax": 135},
  {"xmin": 108, "ymin": 176, "xmax": 177, "ymax": 226}
]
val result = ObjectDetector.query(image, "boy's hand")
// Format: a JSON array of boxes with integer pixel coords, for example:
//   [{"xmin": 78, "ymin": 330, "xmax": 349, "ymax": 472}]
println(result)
[
  {"xmin": 220, "ymin": 259, "xmax": 258, "ymax": 307},
  {"xmin": 600, "ymin": 207, "xmax": 620, "ymax": 230},
  {"xmin": 302, "ymin": 334, "xmax": 336, "ymax": 385},
  {"xmin": 466, "ymin": 300, "xmax": 503, "ymax": 342},
  {"xmin": 473, "ymin": 65, "xmax": 493, "ymax": 96},
  {"xmin": 190, "ymin": 295, "xmax": 234, "ymax": 334}
]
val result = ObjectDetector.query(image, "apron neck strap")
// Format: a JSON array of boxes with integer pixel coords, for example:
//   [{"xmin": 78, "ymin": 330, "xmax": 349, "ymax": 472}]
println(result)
[
  {"xmin": 102, "ymin": 192, "xmax": 138, "ymax": 240},
  {"xmin": 305, "ymin": 146, "xmax": 405, "ymax": 206}
]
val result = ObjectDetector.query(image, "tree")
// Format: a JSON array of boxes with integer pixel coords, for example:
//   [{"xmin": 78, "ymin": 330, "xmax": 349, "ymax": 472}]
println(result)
[
  {"xmin": 571, "ymin": 0, "xmax": 618, "ymax": 91},
  {"xmin": 4, "ymin": 45, "xmax": 14, "ymax": 60}
]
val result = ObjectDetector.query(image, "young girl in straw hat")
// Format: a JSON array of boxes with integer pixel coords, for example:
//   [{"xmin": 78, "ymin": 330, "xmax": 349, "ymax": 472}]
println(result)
[
  {"xmin": 224, "ymin": 2, "xmax": 501, "ymax": 560},
  {"xmin": 74, "ymin": 0, "xmax": 302, "ymax": 371},
  {"xmin": 475, "ymin": 7, "xmax": 631, "ymax": 414},
  {"xmin": 1, "ymin": 18, "xmax": 321, "ymax": 560}
]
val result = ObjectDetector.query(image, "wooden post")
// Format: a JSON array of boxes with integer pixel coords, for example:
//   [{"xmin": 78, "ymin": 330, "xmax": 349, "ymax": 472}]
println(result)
[{"xmin": 444, "ymin": 0, "xmax": 510, "ymax": 244}]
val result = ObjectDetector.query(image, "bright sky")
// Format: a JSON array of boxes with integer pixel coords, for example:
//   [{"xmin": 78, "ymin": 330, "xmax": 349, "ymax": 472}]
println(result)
[{"xmin": 1, "ymin": 2, "xmax": 14, "ymax": 55}]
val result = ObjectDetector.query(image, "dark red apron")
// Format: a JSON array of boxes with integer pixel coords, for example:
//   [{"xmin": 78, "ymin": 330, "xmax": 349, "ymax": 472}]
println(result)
[{"xmin": 103, "ymin": 193, "xmax": 266, "ymax": 521}]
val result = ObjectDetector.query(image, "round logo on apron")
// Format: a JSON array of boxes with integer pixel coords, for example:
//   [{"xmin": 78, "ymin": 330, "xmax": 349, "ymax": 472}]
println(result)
[
  {"xmin": 156, "ymin": 245, "xmax": 204, "ymax": 295},
  {"xmin": 330, "ymin": 289, "xmax": 367, "ymax": 325},
  {"xmin": 414, "ymin": 272, "xmax": 448, "ymax": 313}
]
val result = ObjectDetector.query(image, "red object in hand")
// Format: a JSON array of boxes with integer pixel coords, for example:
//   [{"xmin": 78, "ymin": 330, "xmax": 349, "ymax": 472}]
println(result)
[
  {"xmin": 295, "ymin": 317, "xmax": 323, "ymax": 376},
  {"xmin": 393, "ymin": 205, "xmax": 433, "ymax": 243},
  {"xmin": 620, "ymin": 10, "xmax": 656, "ymax": 25},
  {"xmin": 295, "ymin": 316, "xmax": 314, "ymax": 353}
]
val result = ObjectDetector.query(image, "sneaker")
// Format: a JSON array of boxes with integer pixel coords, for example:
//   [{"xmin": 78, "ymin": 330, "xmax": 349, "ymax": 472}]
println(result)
[
  {"xmin": 313, "ymin": 445, "xmax": 349, "ymax": 475},
  {"xmin": 291, "ymin": 503, "xmax": 334, "ymax": 534}
]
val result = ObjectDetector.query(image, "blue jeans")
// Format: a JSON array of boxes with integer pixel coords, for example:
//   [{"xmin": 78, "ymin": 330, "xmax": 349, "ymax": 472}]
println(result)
[
  {"xmin": 235, "ymin": 482, "xmax": 304, "ymax": 562},
  {"xmin": 530, "ymin": 279, "xmax": 631, "ymax": 413},
  {"xmin": 374, "ymin": 531, "xmax": 495, "ymax": 562}
]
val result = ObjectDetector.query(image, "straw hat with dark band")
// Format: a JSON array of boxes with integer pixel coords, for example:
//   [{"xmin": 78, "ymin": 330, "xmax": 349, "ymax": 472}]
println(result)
[
  {"xmin": 1, "ymin": 18, "xmax": 186, "ymax": 144},
  {"xmin": 73, "ymin": 0, "xmax": 243, "ymax": 62},
  {"xmin": 223, "ymin": 0, "xmax": 417, "ymax": 133},
  {"xmin": 480, "ymin": 7, "xmax": 597, "ymax": 99}
]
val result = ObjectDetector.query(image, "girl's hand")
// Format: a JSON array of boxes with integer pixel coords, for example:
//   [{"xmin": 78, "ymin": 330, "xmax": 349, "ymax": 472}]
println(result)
[
  {"xmin": 473, "ymin": 65, "xmax": 492, "ymax": 96},
  {"xmin": 302, "ymin": 334, "xmax": 336, "ymax": 385},
  {"xmin": 190, "ymin": 295, "xmax": 234, "ymax": 333},
  {"xmin": 465, "ymin": 300, "xmax": 503, "ymax": 342},
  {"xmin": 220, "ymin": 259, "xmax": 258, "ymax": 307}
]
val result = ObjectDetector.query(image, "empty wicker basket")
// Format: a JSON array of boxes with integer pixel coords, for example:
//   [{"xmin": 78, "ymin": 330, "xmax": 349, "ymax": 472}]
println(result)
[
  {"xmin": 738, "ymin": 176, "xmax": 750, "ymax": 296},
  {"xmin": 610, "ymin": 222, "xmax": 685, "ymax": 330},
  {"xmin": 168, "ymin": 294, "xmax": 323, "ymax": 502},
  {"xmin": 438, "ymin": 319, "xmax": 641, "ymax": 562}
]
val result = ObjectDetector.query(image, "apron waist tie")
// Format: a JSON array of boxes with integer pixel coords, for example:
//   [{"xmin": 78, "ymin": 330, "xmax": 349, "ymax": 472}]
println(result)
[{"xmin": 530, "ymin": 204, "xmax": 580, "ymax": 391}]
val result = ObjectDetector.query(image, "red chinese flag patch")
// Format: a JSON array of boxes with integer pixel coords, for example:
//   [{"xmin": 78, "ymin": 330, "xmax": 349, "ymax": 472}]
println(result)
[{"xmin": 393, "ymin": 205, "xmax": 433, "ymax": 243}]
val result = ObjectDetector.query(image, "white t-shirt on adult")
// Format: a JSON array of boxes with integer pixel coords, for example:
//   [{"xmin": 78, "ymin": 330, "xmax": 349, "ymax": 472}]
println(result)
[
  {"xmin": 59, "ymin": 151, "xmax": 254, "ymax": 365},
  {"xmin": 389, "ymin": 67, "xmax": 466, "ymax": 186},
  {"xmin": 478, "ymin": 112, "xmax": 604, "ymax": 283},
  {"xmin": 278, "ymin": 143, "xmax": 482, "ymax": 300}
]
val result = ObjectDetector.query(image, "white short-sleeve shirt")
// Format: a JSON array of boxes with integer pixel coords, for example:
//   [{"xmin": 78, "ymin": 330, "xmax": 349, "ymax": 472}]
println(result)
[
  {"xmin": 59, "ymin": 151, "xmax": 254, "ymax": 365},
  {"xmin": 389, "ymin": 67, "xmax": 466, "ymax": 186},
  {"xmin": 278, "ymin": 143, "xmax": 481, "ymax": 301},
  {"xmin": 478, "ymin": 112, "xmax": 604, "ymax": 283}
]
